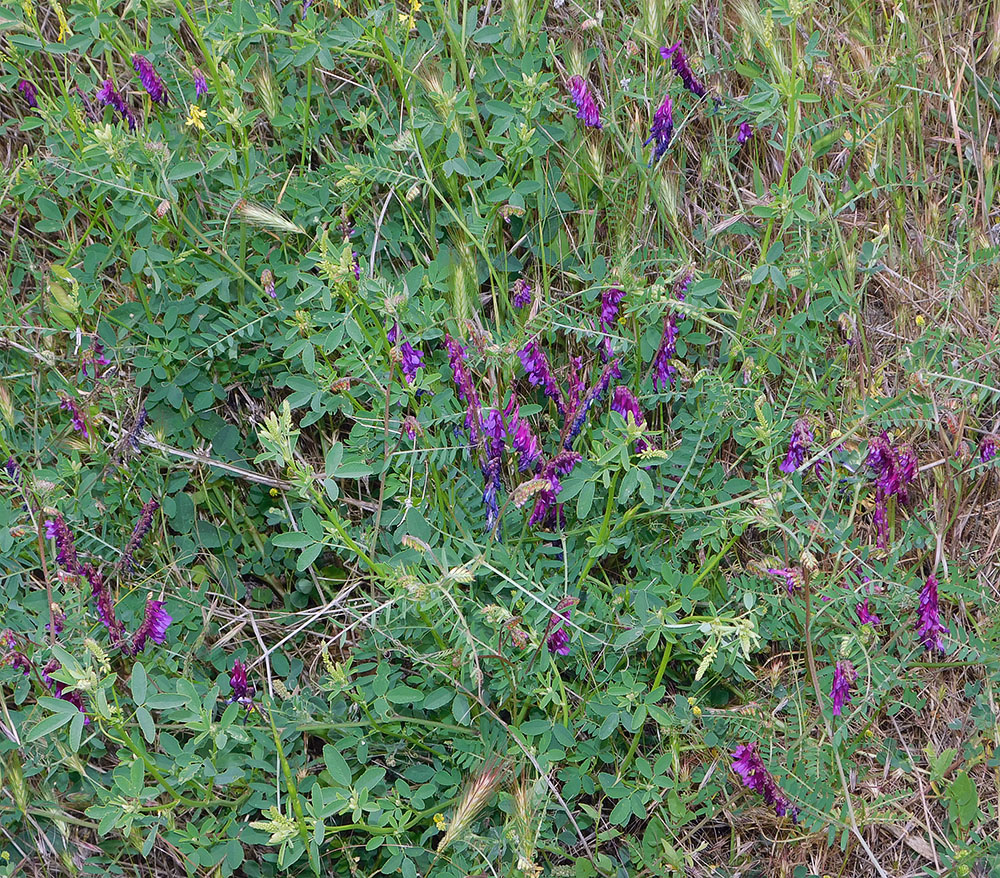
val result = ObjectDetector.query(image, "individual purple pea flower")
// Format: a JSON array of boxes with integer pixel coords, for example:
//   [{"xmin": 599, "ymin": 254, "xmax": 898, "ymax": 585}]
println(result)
[
  {"xmin": 45, "ymin": 515, "xmax": 81, "ymax": 575},
  {"xmin": 567, "ymin": 75, "xmax": 602, "ymax": 129},
  {"xmin": 400, "ymin": 341, "xmax": 423, "ymax": 385},
  {"xmin": 600, "ymin": 287, "xmax": 626, "ymax": 333},
  {"xmin": 830, "ymin": 660, "xmax": 856, "ymax": 716},
  {"xmin": 81, "ymin": 338, "xmax": 111, "ymax": 380},
  {"xmin": 660, "ymin": 42, "xmax": 707, "ymax": 98},
  {"xmin": 1, "ymin": 631, "xmax": 31, "ymax": 676},
  {"xmin": 564, "ymin": 359, "xmax": 621, "ymax": 447},
  {"xmin": 505, "ymin": 397, "xmax": 542, "ymax": 473},
  {"xmin": 980, "ymin": 435, "xmax": 997, "ymax": 463},
  {"xmin": 545, "ymin": 601, "xmax": 575, "ymax": 655},
  {"xmin": 192, "ymin": 67, "xmax": 208, "ymax": 98},
  {"xmin": 130, "ymin": 597, "xmax": 172, "ymax": 654},
  {"xmin": 352, "ymin": 252, "xmax": 361, "ymax": 280},
  {"xmin": 46, "ymin": 606, "xmax": 66, "ymax": 636},
  {"xmin": 779, "ymin": 418, "xmax": 814, "ymax": 473},
  {"xmin": 644, "ymin": 94, "xmax": 674, "ymax": 166},
  {"xmin": 83, "ymin": 563, "xmax": 127, "ymax": 649},
  {"xmin": 17, "ymin": 80, "xmax": 38, "ymax": 109},
  {"xmin": 547, "ymin": 626, "xmax": 569, "ymax": 655},
  {"xmin": 528, "ymin": 451, "xmax": 581, "ymax": 527},
  {"xmin": 736, "ymin": 121, "xmax": 753, "ymax": 144},
  {"xmin": 227, "ymin": 658, "xmax": 256, "ymax": 708},
  {"xmin": 60, "ymin": 396, "xmax": 88, "ymax": 438},
  {"xmin": 120, "ymin": 498, "xmax": 159, "ymax": 575},
  {"xmin": 387, "ymin": 322, "xmax": 398, "ymax": 345},
  {"xmin": 855, "ymin": 599, "xmax": 881, "ymax": 627},
  {"xmin": 512, "ymin": 278, "xmax": 532, "ymax": 310},
  {"xmin": 731, "ymin": 743, "xmax": 797, "ymax": 821},
  {"xmin": 132, "ymin": 54, "xmax": 169, "ymax": 105},
  {"xmin": 766, "ymin": 567, "xmax": 802, "ymax": 596},
  {"xmin": 916, "ymin": 574, "xmax": 948, "ymax": 653},
  {"xmin": 96, "ymin": 78, "xmax": 137, "ymax": 131},
  {"xmin": 518, "ymin": 340, "xmax": 566, "ymax": 415}
]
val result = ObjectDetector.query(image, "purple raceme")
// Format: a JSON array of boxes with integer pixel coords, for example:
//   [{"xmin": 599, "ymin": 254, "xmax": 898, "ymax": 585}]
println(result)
[
  {"xmin": 505, "ymin": 397, "xmax": 542, "ymax": 472},
  {"xmin": 400, "ymin": 341, "xmax": 424, "ymax": 385},
  {"xmin": 611, "ymin": 386, "xmax": 649, "ymax": 453},
  {"xmin": 866, "ymin": 432, "xmax": 917, "ymax": 548},
  {"xmin": 855, "ymin": 599, "xmax": 881, "ymax": 627},
  {"xmin": 660, "ymin": 42, "xmax": 707, "ymax": 97},
  {"xmin": 600, "ymin": 287, "xmax": 626, "ymax": 332},
  {"xmin": 916, "ymin": 574, "xmax": 948, "ymax": 653},
  {"xmin": 81, "ymin": 338, "xmax": 111, "ymax": 380},
  {"xmin": 779, "ymin": 418, "xmax": 814, "ymax": 473},
  {"xmin": 227, "ymin": 658, "xmax": 256, "ymax": 708},
  {"xmin": 17, "ymin": 79, "xmax": 38, "ymax": 108},
  {"xmin": 547, "ymin": 625, "xmax": 569, "ymax": 655},
  {"xmin": 130, "ymin": 597, "xmax": 172, "ymax": 654},
  {"xmin": 650, "ymin": 276, "xmax": 689, "ymax": 390},
  {"xmin": 45, "ymin": 515, "xmax": 81, "ymax": 575},
  {"xmin": 529, "ymin": 451, "xmax": 581, "ymax": 527},
  {"xmin": 731, "ymin": 743, "xmax": 798, "ymax": 820},
  {"xmin": 41, "ymin": 658, "xmax": 89, "ymax": 723},
  {"xmin": 352, "ymin": 252, "xmax": 361, "ymax": 280},
  {"xmin": 830, "ymin": 660, "xmax": 856, "ymax": 716},
  {"xmin": 120, "ymin": 498, "xmax": 159, "ymax": 575},
  {"xmin": 980, "ymin": 435, "xmax": 997, "ymax": 463},
  {"xmin": 518, "ymin": 340, "xmax": 566, "ymax": 415},
  {"xmin": 125, "ymin": 405, "xmax": 148, "ymax": 452},
  {"xmin": 60, "ymin": 396, "xmax": 88, "ymax": 438},
  {"xmin": 512, "ymin": 278, "xmax": 532, "ymax": 310},
  {"xmin": 564, "ymin": 359, "xmax": 621, "ymax": 447},
  {"xmin": 443, "ymin": 334, "xmax": 484, "ymax": 442},
  {"xmin": 2, "ymin": 631, "xmax": 31, "ymax": 676},
  {"xmin": 4, "ymin": 457, "xmax": 20, "ymax": 484},
  {"xmin": 644, "ymin": 94, "xmax": 674, "ymax": 166},
  {"xmin": 482, "ymin": 408, "xmax": 506, "ymax": 533},
  {"xmin": 132, "ymin": 54, "xmax": 169, "ymax": 104},
  {"xmin": 96, "ymin": 78, "xmax": 137, "ymax": 131},
  {"xmin": 545, "ymin": 600, "xmax": 576, "ymax": 656},
  {"xmin": 567, "ymin": 357, "xmax": 585, "ymax": 414},
  {"xmin": 83, "ymin": 563, "xmax": 127, "ymax": 649},
  {"xmin": 192, "ymin": 67, "xmax": 208, "ymax": 98},
  {"xmin": 736, "ymin": 122, "xmax": 753, "ymax": 144},
  {"xmin": 766, "ymin": 566, "xmax": 802, "ymax": 596},
  {"xmin": 567, "ymin": 75, "xmax": 602, "ymax": 129},
  {"xmin": 46, "ymin": 606, "xmax": 66, "ymax": 636}
]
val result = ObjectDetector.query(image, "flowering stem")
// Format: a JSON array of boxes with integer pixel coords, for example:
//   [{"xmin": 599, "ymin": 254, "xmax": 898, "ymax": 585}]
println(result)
[{"xmin": 35, "ymin": 516, "xmax": 57, "ymax": 646}]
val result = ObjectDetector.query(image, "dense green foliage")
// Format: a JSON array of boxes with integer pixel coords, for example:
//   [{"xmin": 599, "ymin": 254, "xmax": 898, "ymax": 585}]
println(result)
[{"xmin": 2, "ymin": 0, "xmax": 1000, "ymax": 875}]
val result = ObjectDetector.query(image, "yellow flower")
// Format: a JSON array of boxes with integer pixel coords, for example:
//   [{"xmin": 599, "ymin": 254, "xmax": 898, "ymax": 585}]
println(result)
[
  {"xmin": 50, "ymin": 0, "xmax": 70, "ymax": 41},
  {"xmin": 185, "ymin": 104, "xmax": 207, "ymax": 132},
  {"xmin": 433, "ymin": 813, "xmax": 447, "ymax": 831}
]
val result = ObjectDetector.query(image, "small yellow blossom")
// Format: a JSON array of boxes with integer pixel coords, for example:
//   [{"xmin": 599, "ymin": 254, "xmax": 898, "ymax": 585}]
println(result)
[
  {"xmin": 185, "ymin": 104, "xmax": 207, "ymax": 131},
  {"xmin": 433, "ymin": 813, "xmax": 447, "ymax": 831},
  {"xmin": 49, "ymin": 0, "xmax": 70, "ymax": 41}
]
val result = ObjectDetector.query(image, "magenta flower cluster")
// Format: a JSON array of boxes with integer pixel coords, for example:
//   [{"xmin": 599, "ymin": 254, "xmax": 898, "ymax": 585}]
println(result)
[
  {"xmin": 567, "ymin": 75, "xmax": 602, "ymax": 129},
  {"xmin": 866, "ymin": 431, "xmax": 917, "ymax": 548},
  {"xmin": 731, "ymin": 743, "xmax": 798, "ymax": 820},
  {"xmin": 227, "ymin": 659, "xmax": 256, "ymax": 709},
  {"xmin": 779, "ymin": 418, "xmax": 813, "ymax": 473},
  {"xmin": 96, "ymin": 78, "xmax": 137, "ymax": 131},
  {"xmin": 132, "ymin": 54, "xmax": 169, "ymax": 104},
  {"xmin": 512, "ymin": 278, "xmax": 532, "ymax": 310},
  {"xmin": 916, "ymin": 574, "xmax": 948, "ymax": 652},
  {"xmin": 660, "ymin": 42, "xmax": 707, "ymax": 98},
  {"xmin": 650, "ymin": 275, "xmax": 689, "ymax": 390},
  {"xmin": 830, "ymin": 660, "xmax": 856, "ymax": 716}
]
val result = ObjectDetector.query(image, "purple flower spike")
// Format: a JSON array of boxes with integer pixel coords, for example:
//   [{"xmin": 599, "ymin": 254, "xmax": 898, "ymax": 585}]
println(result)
[
  {"xmin": 650, "ymin": 276, "xmax": 689, "ymax": 390},
  {"xmin": 766, "ymin": 567, "xmax": 802, "ymax": 596},
  {"xmin": 120, "ymin": 498, "xmax": 159, "ymax": 575},
  {"xmin": 227, "ymin": 658, "xmax": 256, "ymax": 708},
  {"xmin": 980, "ymin": 436, "xmax": 997, "ymax": 463},
  {"xmin": 4, "ymin": 457, "xmax": 21, "ymax": 484},
  {"xmin": 192, "ymin": 68, "xmax": 208, "ymax": 98},
  {"xmin": 46, "ymin": 515, "xmax": 82, "ymax": 575},
  {"xmin": 505, "ymin": 398, "xmax": 542, "ymax": 472},
  {"xmin": 644, "ymin": 94, "xmax": 674, "ymax": 166},
  {"xmin": 60, "ymin": 396, "xmax": 89, "ymax": 438},
  {"xmin": 96, "ymin": 78, "xmax": 137, "ymax": 131},
  {"xmin": 916, "ymin": 574, "xmax": 948, "ymax": 653},
  {"xmin": 443, "ymin": 334, "xmax": 484, "ymax": 442},
  {"xmin": 17, "ymin": 80, "xmax": 38, "ymax": 109},
  {"xmin": 600, "ymin": 287, "xmax": 626, "ymax": 332},
  {"xmin": 131, "ymin": 597, "xmax": 172, "ymax": 653},
  {"xmin": 400, "ymin": 341, "xmax": 423, "ymax": 385},
  {"xmin": 564, "ymin": 359, "xmax": 621, "ymax": 447},
  {"xmin": 780, "ymin": 418, "xmax": 814, "ymax": 473},
  {"xmin": 512, "ymin": 278, "xmax": 532, "ymax": 310},
  {"xmin": 132, "ymin": 54, "xmax": 169, "ymax": 105},
  {"xmin": 529, "ymin": 451, "xmax": 581, "ymax": 527},
  {"xmin": 83, "ymin": 563, "xmax": 127, "ymax": 649},
  {"xmin": 736, "ymin": 121, "xmax": 753, "ymax": 144},
  {"xmin": 731, "ymin": 743, "xmax": 798, "ymax": 821},
  {"xmin": 855, "ymin": 599, "xmax": 881, "ymax": 627},
  {"xmin": 830, "ymin": 660, "xmax": 857, "ymax": 717},
  {"xmin": 660, "ymin": 42, "xmax": 707, "ymax": 97},
  {"xmin": 567, "ymin": 75, "xmax": 602, "ymax": 129},
  {"xmin": 866, "ymin": 432, "xmax": 917, "ymax": 547},
  {"xmin": 611, "ymin": 386, "xmax": 649, "ymax": 453},
  {"xmin": 547, "ymin": 626, "xmax": 569, "ymax": 655},
  {"xmin": 518, "ymin": 341, "xmax": 566, "ymax": 415}
]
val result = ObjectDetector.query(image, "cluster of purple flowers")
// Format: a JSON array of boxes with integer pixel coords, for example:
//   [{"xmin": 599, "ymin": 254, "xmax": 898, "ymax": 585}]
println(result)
[
  {"xmin": 650, "ymin": 275, "xmax": 690, "ymax": 390},
  {"xmin": 610, "ymin": 386, "xmax": 649, "ymax": 453},
  {"xmin": 855, "ymin": 598, "xmax": 881, "ymax": 627},
  {"xmin": 45, "ymin": 515, "xmax": 81, "ymax": 574},
  {"xmin": 504, "ymin": 396, "xmax": 542, "ymax": 472},
  {"xmin": 545, "ymin": 598, "xmax": 578, "ymax": 656},
  {"xmin": 564, "ymin": 360, "xmax": 621, "ymax": 447},
  {"xmin": 644, "ymin": 95, "xmax": 674, "ymax": 166},
  {"xmin": 731, "ymin": 743, "xmax": 798, "ymax": 820},
  {"xmin": 389, "ymin": 323, "xmax": 424, "ymax": 385},
  {"xmin": 518, "ymin": 341, "xmax": 566, "ymax": 415},
  {"xmin": 661, "ymin": 42, "xmax": 707, "ymax": 98},
  {"xmin": 866, "ymin": 431, "xmax": 917, "ymax": 548},
  {"xmin": 512, "ymin": 278, "xmax": 532, "ymax": 310},
  {"xmin": 131, "ymin": 598, "xmax": 172, "ymax": 654},
  {"xmin": 981, "ymin": 435, "xmax": 997, "ymax": 463},
  {"xmin": 2, "ymin": 630, "xmax": 32, "ymax": 676},
  {"xmin": 567, "ymin": 75, "xmax": 602, "ymax": 129},
  {"xmin": 60, "ymin": 396, "xmax": 88, "ymax": 438},
  {"xmin": 444, "ymin": 333, "xmax": 484, "ymax": 441},
  {"xmin": 529, "ymin": 451, "xmax": 581, "ymax": 527},
  {"xmin": 916, "ymin": 574, "xmax": 948, "ymax": 652},
  {"xmin": 779, "ymin": 418, "xmax": 813, "ymax": 473},
  {"xmin": 81, "ymin": 338, "xmax": 111, "ymax": 380},
  {"xmin": 192, "ymin": 68, "xmax": 208, "ymax": 98},
  {"xmin": 119, "ymin": 497, "xmax": 159, "ymax": 574},
  {"xmin": 132, "ymin": 54, "xmax": 169, "ymax": 104},
  {"xmin": 227, "ymin": 659, "xmax": 256, "ymax": 709},
  {"xmin": 766, "ymin": 566, "xmax": 802, "ymax": 596},
  {"xmin": 17, "ymin": 79, "xmax": 38, "ymax": 109},
  {"xmin": 96, "ymin": 78, "xmax": 137, "ymax": 131},
  {"xmin": 830, "ymin": 660, "xmax": 856, "ymax": 716}
]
